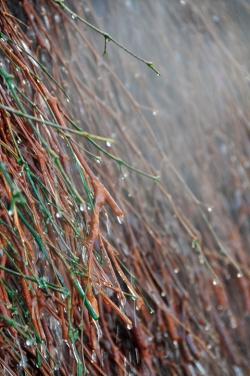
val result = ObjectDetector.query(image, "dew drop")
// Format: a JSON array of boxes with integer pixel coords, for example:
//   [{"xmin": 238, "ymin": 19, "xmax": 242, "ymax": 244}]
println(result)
[
  {"xmin": 80, "ymin": 203, "xmax": 86, "ymax": 212},
  {"xmin": 96, "ymin": 158, "xmax": 101, "ymax": 164},
  {"xmin": 207, "ymin": 207, "xmax": 212, "ymax": 212},
  {"xmin": 213, "ymin": 278, "xmax": 219, "ymax": 285},
  {"xmin": 105, "ymin": 213, "xmax": 111, "ymax": 237},
  {"xmin": 152, "ymin": 111, "xmax": 157, "ymax": 116},
  {"xmin": 106, "ymin": 141, "xmax": 111, "ymax": 147},
  {"xmin": 117, "ymin": 215, "xmax": 124, "ymax": 224},
  {"xmin": 127, "ymin": 324, "xmax": 132, "ymax": 330},
  {"xmin": 0, "ymin": 249, "xmax": 3, "ymax": 258},
  {"xmin": 199, "ymin": 255, "xmax": 204, "ymax": 264},
  {"xmin": 8, "ymin": 210, "xmax": 13, "ymax": 216},
  {"xmin": 66, "ymin": 98, "xmax": 70, "ymax": 102},
  {"xmin": 71, "ymin": 14, "xmax": 76, "ymax": 19},
  {"xmin": 56, "ymin": 212, "xmax": 62, "ymax": 218},
  {"xmin": 237, "ymin": 271, "xmax": 243, "ymax": 278},
  {"xmin": 91, "ymin": 350, "xmax": 97, "ymax": 362},
  {"xmin": 174, "ymin": 268, "xmax": 179, "ymax": 274},
  {"xmin": 94, "ymin": 320, "xmax": 103, "ymax": 341},
  {"xmin": 26, "ymin": 339, "xmax": 34, "ymax": 346},
  {"xmin": 173, "ymin": 340, "xmax": 178, "ymax": 348},
  {"xmin": 82, "ymin": 246, "xmax": 88, "ymax": 264}
]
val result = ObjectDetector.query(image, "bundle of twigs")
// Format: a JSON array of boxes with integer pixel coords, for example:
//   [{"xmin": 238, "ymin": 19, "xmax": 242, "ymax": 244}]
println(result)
[{"xmin": 0, "ymin": 0, "xmax": 250, "ymax": 375}]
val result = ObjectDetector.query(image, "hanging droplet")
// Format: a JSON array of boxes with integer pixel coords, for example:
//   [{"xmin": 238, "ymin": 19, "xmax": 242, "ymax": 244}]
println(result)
[
  {"xmin": 80, "ymin": 203, "xmax": 86, "ymax": 212},
  {"xmin": 56, "ymin": 212, "xmax": 62, "ymax": 218},
  {"xmin": 105, "ymin": 213, "xmax": 111, "ymax": 237},
  {"xmin": 8, "ymin": 210, "xmax": 13, "ymax": 216},
  {"xmin": 174, "ymin": 268, "xmax": 179, "ymax": 274},
  {"xmin": 237, "ymin": 271, "xmax": 243, "ymax": 278},
  {"xmin": 66, "ymin": 98, "xmax": 70, "ymax": 102},
  {"xmin": 72, "ymin": 14, "xmax": 76, "ymax": 19},
  {"xmin": 106, "ymin": 141, "xmax": 111, "ymax": 147},
  {"xmin": 199, "ymin": 255, "xmax": 204, "ymax": 264},
  {"xmin": 207, "ymin": 207, "xmax": 212, "ymax": 212},
  {"xmin": 127, "ymin": 324, "xmax": 132, "ymax": 330},
  {"xmin": 82, "ymin": 246, "xmax": 88, "ymax": 264},
  {"xmin": 152, "ymin": 111, "xmax": 157, "ymax": 116},
  {"xmin": 213, "ymin": 278, "xmax": 219, "ymax": 285},
  {"xmin": 117, "ymin": 215, "xmax": 124, "ymax": 224},
  {"xmin": 96, "ymin": 158, "xmax": 101, "ymax": 164},
  {"xmin": 26, "ymin": 339, "xmax": 34, "ymax": 346},
  {"xmin": 94, "ymin": 320, "xmax": 103, "ymax": 341}
]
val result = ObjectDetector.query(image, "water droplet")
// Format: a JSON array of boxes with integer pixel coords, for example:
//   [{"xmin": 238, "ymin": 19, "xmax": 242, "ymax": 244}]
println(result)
[
  {"xmin": 117, "ymin": 215, "xmax": 124, "ymax": 224},
  {"xmin": 180, "ymin": 0, "xmax": 186, "ymax": 4},
  {"xmin": 230, "ymin": 318, "xmax": 237, "ymax": 329},
  {"xmin": 8, "ymin": 210, "xmax": 13, "ymax": 216},
  {"xmin": 91, "ymin": 350, "xmax": 97, "ymax": 362},
  {"xmin": 66, "ymin": 98, "xmax": 70, "ymax": 102},
  {"xmin": 106, "ymin": 141, "xmax": 111, "ymax": 147},
  {"xmin": 80, "ymin": 203, "xmax": 86, "ymax": 212},
  {"xmin": 105, "ymin": 213, "xmax": 111, "ymax": 237},
  {"xmin": 72, "ymin": 14, "xmax": 76, "ymax": 19},
  {"xmin": 213, "ymin": 278, "xmax": 219, "ymax": 285},
  {"xmin": 161, "ymin": 292, "xmax": 166, "ymax": 297},
  {"xmin": 237, "ymin": 271, "xmax": 243, "ymax": 278},
  {"xmin": 96, "ymin": 158, "xmax": 101, "ymax": 164},
  {"xmin": 174, "ymin": 268, "xmax": 179, "ymax": 274},
  {"xmin": 207, "ymin": 207, "xmax": 212, "ymax": 212},
  {"xmin": 127, "ymin": 324, "xmax": 132, "ymax": 330},
  {"xmin": 26, "ymin": 339, "xmax": 34, "ymax": 346},
  {"xmin": 0, "ymin": 249, "xmax": 3, "ymax": 258},
  {"xmin": 173, "ymin": 340, "xmax": 178, "ymax": 348},
  {"xmin": 157, "ymin": 73, "xmax": 160, "ymax": 76},
  {"xmin": 94, "ymin": 320, "xmax": 103, "ymax": 341},
  {"xmin": 82, "ymin": 246, "xmax": 88, "ymax": 264},
  {"xmin": 152, "ymin": 111, "xmax": 157, "ymax": 116},
  {"xmin": 56, "ymin": 212, "xmax": 62, "ymax": 218},
  {"xmin": 199, "ymin": 255, "xmax": 204, "ymax": 264}
]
